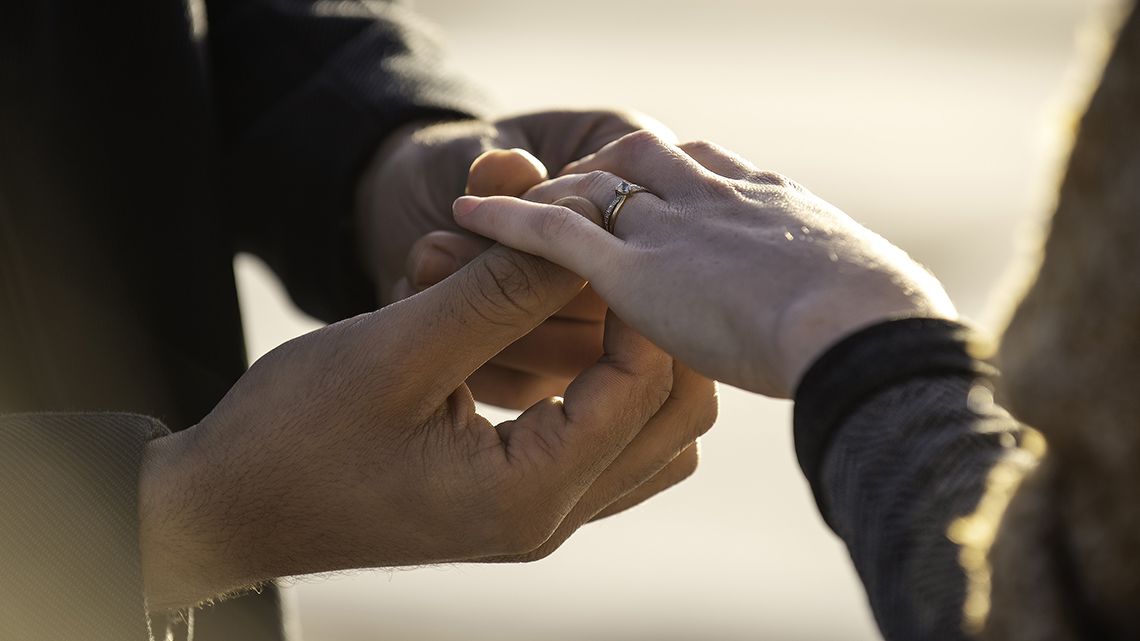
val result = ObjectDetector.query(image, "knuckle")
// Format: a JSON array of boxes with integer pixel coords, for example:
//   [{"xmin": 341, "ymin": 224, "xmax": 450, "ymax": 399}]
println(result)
[
  {"xmin": 681, "ymin": 139, "xmax": 718, "ymax": 155},
  {"xmin": 701, "ymin": 177, "xmax": 739, "ymax": 200},
  {"xmin": 597, "ymin": 129, "xmax": 666, "ymax": 168},
  {"xmin": 529, "ymin": 205, "xmax": 575, "ymax": 242},
  {"xmin": 516, "ymin": 420, "xmax": 569, "ymax": 466},
  {"xmin": 750, "ymin": 169, "xmax": 793, "ymax": 188},
  {"xmin": 465, "ymin": 251, "xmax": 540, "ymax": 323},
  {"xmin": 611, "ymin": 350, "xmax": 673, "ymax": 412},
  {"xmin": 582, "ymin": 169, "xmax": 618, "ymax": 196},
  {"xmin": 619, "ymin": 128, "xmax": 667, "ymax": 154}
]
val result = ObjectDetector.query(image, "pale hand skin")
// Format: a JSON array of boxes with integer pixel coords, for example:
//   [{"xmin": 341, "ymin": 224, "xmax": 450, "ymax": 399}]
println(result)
[
  {"xmin": 357, "ymin": 110, "xmax": 673, "ymax": 409},
  {"xmin": 452, "ymin": 131, "xmax": 957, "ymax": 398},
  {"xmin": 138, "ymin": 241, "xmax": 717, "ymax": 611}
]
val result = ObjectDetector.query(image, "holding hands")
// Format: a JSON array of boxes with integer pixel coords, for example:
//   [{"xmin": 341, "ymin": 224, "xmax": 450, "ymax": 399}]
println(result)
[
  {"xmin": 356, "ymin": 110, "xmax": 672, "ymax": 409},
  {"xmin": 453, "ymin": 131, "xmax": 957, "ymax": 397},
  {"xmin": 140, "ymin": 116, "xmax": 949, "ymax": 614},
  {"xmin": 139, "ymin": 112, "xmax": 724, "ymax": 613},
  {"xmin": 140, "ymin": 236, "xmax": 715, "ymax": 610}
]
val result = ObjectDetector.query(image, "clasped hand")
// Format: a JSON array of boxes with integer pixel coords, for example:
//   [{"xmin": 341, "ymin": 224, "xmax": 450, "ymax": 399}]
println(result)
[
  {"xmin": 139, "ymin": 111, "xmax": 719, "ymax": 612},
  {"xmin": 357, "ymin": 109, "xmax": 674, "ymax": 409},
  {"xmin": 140, "ymin": 207, "xmax": 715, "ymax": 611}
]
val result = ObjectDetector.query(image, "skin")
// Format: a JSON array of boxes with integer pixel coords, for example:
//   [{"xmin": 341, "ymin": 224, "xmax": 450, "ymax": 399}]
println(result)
[
  {"xmin": 357, "ymin": 110, "xmax": 674, "ymax": 409},
  {"xmin": 452, "ymin": 131, "xmax": 958, "ymax": 398},
  {"xmin": 138, "ymin": 240, "xmax": 717, "ymax": 611}
]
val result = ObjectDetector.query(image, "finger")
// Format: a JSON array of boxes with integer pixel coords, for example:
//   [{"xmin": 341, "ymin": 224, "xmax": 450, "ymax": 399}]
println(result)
[
  {"xmin": 406, "ymin": 236, "xmax": 607, "ymax": 325},
  {"xmin": 467, "ymin": 148, "xmax": 549, "ymax": 197},
  {"xmin": 559, "ymin": 130, "xmax": 707, "ymax": 199},
  {"xmin": 406, "ymin": 231, "xmax": 492, "ymax": 291},
  {"xmin": 505, "ymin": 313, "xmax": 673, "ymax": 490},
  {"xmin": 380, "ymin": 244, "xmax": 585, "ymax": 411},
  {"xmin": 568, "ymin": 364, "xmax": 715, "ymax": 521},
  {"xmin": 591, "ymin": 444, "xmax": 700, "ymax": 521},
  {"xmin": 482, "ymin": 447, "xmax": 700, "ymax": 563},
  {"xmin": 453, "ymin": 194, "xmax": 620, "ymax": 280},
  {"xmin": 678, "ymin": 140, "xmax": 757, "ymax": 180},
  {"xmin": 467, "ymin": 364, "xmax": 570, "ymax": 410},
  {"xmin": 498, "ymin": 110, "xmax": 678, "ymax": 172},
  {"xmin": 521, "ymin": 171, "xmax": 667, "ymax": 238},
  {"xmin": 489, "ymin": 317, "xmax": 604, "ymax": 379},
  {"xmin": 489, "ymin": 364, "xmax": 716, "ymax": 561}
]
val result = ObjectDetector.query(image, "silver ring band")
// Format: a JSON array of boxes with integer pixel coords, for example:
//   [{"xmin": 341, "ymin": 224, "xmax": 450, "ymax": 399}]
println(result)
[{"xmin": 602, "ymin": 181, "xmax": 648, "ymax": 234}]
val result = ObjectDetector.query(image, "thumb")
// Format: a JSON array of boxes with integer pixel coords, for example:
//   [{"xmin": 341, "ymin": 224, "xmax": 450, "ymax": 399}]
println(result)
[{"xmin": 386, "ymin": 244, "xmax": 585, "ymax": 409}]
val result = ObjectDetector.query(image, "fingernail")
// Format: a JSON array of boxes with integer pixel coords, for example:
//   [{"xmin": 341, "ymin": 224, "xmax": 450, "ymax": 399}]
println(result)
[{"xmin": 453, "ymin": 195, "xmax": 484, "ymax": 217}]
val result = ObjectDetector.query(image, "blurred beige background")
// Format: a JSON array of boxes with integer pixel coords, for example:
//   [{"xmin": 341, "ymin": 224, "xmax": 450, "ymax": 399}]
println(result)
[{"xmin": 234, "ymin": 0, "xmax": 1113, "ymax": 638}]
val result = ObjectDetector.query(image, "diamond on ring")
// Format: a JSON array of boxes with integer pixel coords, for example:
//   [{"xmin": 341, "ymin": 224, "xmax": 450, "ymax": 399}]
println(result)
[{"xmin": 602, "ymin": 181, "xmax": 648, "ymax": 234}]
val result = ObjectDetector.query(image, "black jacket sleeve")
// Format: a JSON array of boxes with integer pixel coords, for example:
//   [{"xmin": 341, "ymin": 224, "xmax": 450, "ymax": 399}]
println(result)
[
  {"xmin": 206, "ymin": 0, "xmax": 488, "ymax": 322},
  {"xmin": 793, "ymin": 319, "xmax": 1035, "ymax": 640},
  {"xmin": 0, "ymin": 413, "xmax": 170, "ymax": 641}
]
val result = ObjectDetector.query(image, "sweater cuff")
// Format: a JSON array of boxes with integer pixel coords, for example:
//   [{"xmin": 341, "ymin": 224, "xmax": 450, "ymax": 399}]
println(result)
[
  {"xmin": 792, "ymin": 318, "xmax": 997, "ymax": 525},
  {"xmin": 0, "ymin": 413, "xmax": 169, "ymax": 641}
]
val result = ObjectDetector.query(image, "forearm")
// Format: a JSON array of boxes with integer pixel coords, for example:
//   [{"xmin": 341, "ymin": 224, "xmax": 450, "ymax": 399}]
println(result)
[{"xmin": 793, "ymin": 319, "xmax": 1036, "ymax": 640}]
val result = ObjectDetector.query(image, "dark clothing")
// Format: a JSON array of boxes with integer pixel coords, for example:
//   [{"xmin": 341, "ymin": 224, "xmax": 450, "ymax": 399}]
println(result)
[
  {"xmin": 794, "ymin": 318, "xmax": 1032, "ymax": 640},
  {"xmin": 0, "ymin": 414, "xmax": 163, "ymax": 641},
  {"xmin": 0, "ymin": 0, "xmax": 481, "ymax": 638}
]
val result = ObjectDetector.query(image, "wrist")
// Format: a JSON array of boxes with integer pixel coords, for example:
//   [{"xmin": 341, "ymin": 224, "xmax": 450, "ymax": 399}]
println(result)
[
  {"xmin": 773, "ymin": 272, "xmax": 957, "ymax": 397},
  {"xmin": 138, "ymin": 427, "xmax": 246, "ymax": 611}
]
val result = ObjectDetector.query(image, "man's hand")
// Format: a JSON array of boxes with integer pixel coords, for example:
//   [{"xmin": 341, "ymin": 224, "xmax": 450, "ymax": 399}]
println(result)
[
  {"xmin": 138, "ymin": 243, "xmax": 716, "ymax": 611},
  {"xmin": 356, "ymin": 110, "xmax": 674, "ymax": 408}
]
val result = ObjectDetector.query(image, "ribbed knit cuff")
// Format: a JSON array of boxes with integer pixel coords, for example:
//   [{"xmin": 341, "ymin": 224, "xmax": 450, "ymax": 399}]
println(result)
[{"xmin": 792, "ymin": 318, "xmax": 996, "ymax": 524}]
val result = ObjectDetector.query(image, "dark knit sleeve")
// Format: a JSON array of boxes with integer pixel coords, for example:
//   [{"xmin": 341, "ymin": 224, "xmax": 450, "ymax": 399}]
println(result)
[
  {"xmin": 0, "ymin": 413, "xmax": 169, "ymax": 641},
  {"xmin": 793, "ymin": 318, "xmax": 1028, "ymax": 640},
  {"xmin": 207, "ymin": 0, "xmax": 488, "ymax": 322}
]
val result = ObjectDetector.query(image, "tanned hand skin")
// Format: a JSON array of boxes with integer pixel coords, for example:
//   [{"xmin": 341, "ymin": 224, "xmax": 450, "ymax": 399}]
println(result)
[{"xmin": 138, "ymin": 238, "xmax": 716, "ymax": 611}]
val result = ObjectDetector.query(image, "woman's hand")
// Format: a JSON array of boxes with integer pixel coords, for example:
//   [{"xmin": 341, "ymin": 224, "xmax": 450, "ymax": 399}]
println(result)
[
  {"xmin": 357, "ymin": 111, "xmax": 673, "ymax": 410},
  {"xmin": 452, "ymin": 131, "xmax": 956, "ymax": 398},
  {"xmin": 139, "ymin": 242, "xmax": 716, "ymax": 611}
]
